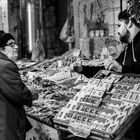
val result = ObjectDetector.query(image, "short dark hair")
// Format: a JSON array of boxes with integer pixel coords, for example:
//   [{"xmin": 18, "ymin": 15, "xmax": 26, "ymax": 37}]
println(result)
[
  {"xmin": 118, "ymin": 9, "xmax": 140, "ymax": 28},
  {"xmin": 0, "ymin": 31, "xmax": 15, "ymax": 49}
]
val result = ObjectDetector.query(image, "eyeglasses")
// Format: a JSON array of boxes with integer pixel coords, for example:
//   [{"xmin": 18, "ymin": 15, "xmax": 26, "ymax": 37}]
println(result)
[{"xmin": 5, "ymin": 42, "xmax": 16, "ymax": 48}]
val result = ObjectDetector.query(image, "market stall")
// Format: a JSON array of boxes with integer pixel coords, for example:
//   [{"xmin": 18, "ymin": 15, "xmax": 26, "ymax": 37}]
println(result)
[
  {"xmin": 20, "ymin": 55, "xmax": 140, "ymax": 140},
  {"xmin": 16, "ymin": 0, "xmax": 139, "ymax": 139},
  {"xmin": 18, "ymin": 49, "xmax": 139, "ymax": 140}
]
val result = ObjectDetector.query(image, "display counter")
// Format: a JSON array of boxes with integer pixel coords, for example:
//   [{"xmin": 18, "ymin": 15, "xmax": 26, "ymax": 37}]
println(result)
[
  {"xmin": 18, "ymin": 55, "xmax": 138, "ymax": 140},
  {"xmin": 54, "ymin": 70, "xmax": 140, "ymax": 140}
]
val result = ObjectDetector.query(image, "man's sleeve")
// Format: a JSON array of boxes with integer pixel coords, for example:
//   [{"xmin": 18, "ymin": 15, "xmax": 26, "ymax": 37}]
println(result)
[
  {"xmin": 80, "ymin": 66, "xmax": 103, "ymax": 78},
  {"xmin": 0, "ymin": 62, "xmax": 32, "ymax": 107}
]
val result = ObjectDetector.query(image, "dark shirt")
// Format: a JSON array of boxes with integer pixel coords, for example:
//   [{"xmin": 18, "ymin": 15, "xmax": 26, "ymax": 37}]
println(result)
[{"xmin": 117, "ymin": 31, "xmax": 140, "ymax": 73}]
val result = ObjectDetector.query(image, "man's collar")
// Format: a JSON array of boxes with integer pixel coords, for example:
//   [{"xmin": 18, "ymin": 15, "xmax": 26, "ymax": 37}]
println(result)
[{"xmin": 0, "ymin": 52, "xmax": 13, "ymax": 63}]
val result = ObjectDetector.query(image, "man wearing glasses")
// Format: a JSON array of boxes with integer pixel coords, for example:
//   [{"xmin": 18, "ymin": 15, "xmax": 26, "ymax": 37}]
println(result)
[{"xmin": 0, "ymin": 31, "xmax": 33, "ymax": 140}]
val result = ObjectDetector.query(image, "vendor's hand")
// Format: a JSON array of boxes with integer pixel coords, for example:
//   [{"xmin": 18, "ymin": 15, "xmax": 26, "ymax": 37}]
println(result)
[
  {"xmin": 103, "ymin": 59, "xmax": 122, "ymax": 72},
  {"xmin": 70, "ymin": 63, "xmax": 83, "ymax": 73}
]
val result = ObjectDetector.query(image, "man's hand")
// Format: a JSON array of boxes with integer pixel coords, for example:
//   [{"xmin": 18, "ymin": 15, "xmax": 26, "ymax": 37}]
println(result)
[{"xmin": 104, "ymin": 59, "xmax": 122, "ymax": 72}]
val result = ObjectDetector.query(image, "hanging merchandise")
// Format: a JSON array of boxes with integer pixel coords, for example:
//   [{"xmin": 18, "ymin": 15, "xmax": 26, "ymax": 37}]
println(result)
[
  {"xmin": 59, "ymin": 0, "xmax": 74, "ymax": 44},
  {"xmin": 59, "ymin": 18, "xmax": 72, "ymax": 42}
]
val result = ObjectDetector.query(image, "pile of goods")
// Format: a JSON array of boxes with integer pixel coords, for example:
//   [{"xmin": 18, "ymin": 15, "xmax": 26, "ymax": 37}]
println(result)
[
  {"xmin": 19, "ymin": 49, "xmax": 109, "ymax": 126},
  {"xmin": 32, "ymin": 49, "xmax": 82, "ymax": 70},
  {"xmin": 54, "ymin": 70, "xmax": 140, "ymax": 139},
  {"xmin": 20, "ymin": 66, "xmax": 87, "ymax": 125}
]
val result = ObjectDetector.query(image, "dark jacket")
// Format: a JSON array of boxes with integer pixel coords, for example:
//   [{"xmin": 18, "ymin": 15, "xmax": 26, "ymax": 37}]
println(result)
[
  {"xmin": 0, "ymin": 52, "xmax": 33, "ymax": 140},
  {"xmin": 79, "ymin": 31, "xmax": 140, "ymax": 78},
  {"xmin": 117, "ymin": 31, "xmax": 140, "ymax": 73}
]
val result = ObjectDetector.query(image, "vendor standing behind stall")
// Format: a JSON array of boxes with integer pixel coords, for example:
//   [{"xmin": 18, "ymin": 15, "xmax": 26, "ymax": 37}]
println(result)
[
  {"xmin": 71, "ymin": 9, "xmax": 140, "ymax": 76},
  {"xmin": 0, "ymin": 31, "xmax": 33, "ymax": 140},
  {"xmin": 70, "ymin": 9, "xmax": 140, "ymax": 139}
]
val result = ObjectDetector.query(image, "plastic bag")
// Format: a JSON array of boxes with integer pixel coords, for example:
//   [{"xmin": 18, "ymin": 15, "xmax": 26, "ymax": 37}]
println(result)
[
  {"xmin": 60, "ymin": 18, "xmax": 71, "ymax": 42},
  {"xmin": 31, "ymin": 37, "xmax": 45, "ymax": 62}
]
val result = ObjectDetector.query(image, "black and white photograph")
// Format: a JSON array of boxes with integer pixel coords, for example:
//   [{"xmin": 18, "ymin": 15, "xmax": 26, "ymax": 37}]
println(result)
[{"xmin": 1, "ymin": 0, "xmax": 140, "ymax": 140}]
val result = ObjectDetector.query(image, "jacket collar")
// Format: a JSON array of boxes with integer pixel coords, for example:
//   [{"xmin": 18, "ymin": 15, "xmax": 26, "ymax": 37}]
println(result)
[{"xmin": 0, "ymin": 52, "xmax": 13, "ymax": 63}]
